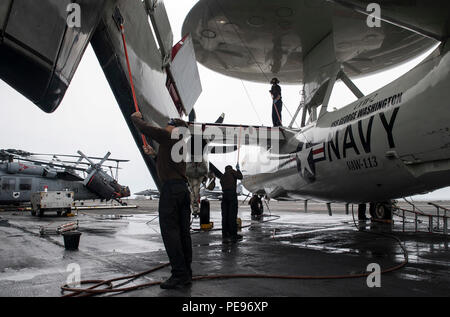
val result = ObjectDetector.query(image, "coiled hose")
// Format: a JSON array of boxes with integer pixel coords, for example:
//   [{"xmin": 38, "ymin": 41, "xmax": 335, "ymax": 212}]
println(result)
[{"xmin": 61, "ymin": 213, "xmax": 408, "ymax": 297}]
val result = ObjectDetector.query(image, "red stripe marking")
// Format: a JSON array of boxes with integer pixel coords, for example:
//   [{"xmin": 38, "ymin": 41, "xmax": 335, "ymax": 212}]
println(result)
[
  {"xmin": 313, "ymin": 148, "xmax": 324, "ymax": 155},
  {"xmin": 120, "ymin": 24, "xmax": 148, "ymax": 148}
]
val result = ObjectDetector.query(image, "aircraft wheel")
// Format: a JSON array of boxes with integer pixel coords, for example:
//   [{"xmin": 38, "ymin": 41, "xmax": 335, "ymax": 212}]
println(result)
[{"xmin": 369, "ymin": 202, "xmax": 392, "ymax": 220}]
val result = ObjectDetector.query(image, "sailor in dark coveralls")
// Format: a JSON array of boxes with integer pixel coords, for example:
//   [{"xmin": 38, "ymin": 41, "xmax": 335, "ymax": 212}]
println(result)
[
  {"xmin": 249, "ymin": 193, "xmax": 263, "ymax": 220},
  {"xmin": 131, "ymin": 112, "xmax": 192, "ymax": 289},
  {"xmin": 220, "ymin": 165, "xmax": 243, "ymax": 243},
  {"xmin": 270, "ymin": 77, "xmax": 282, "ymax": 127}
]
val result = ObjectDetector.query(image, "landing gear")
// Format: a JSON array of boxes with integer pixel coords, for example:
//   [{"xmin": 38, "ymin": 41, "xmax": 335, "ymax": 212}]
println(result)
[
  {"xmin": 369, "ymin": 202, "xmax": 393, "ymax": 220},
  {"xmin": 357, "ymin": 204, "xmax": 368, "ymax": 221},
  {"xmin": 115, "ymin": 198, "xmax": 127, "ymax": 206}
]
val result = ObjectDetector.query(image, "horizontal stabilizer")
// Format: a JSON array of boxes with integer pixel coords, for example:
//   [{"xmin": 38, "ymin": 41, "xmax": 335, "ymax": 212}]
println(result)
[{"xmin": 188, "ymin": 123, "xmax": 286, "ymax": 147}]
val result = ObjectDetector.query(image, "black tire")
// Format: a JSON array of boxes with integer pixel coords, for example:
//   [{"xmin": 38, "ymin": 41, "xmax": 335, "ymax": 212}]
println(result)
[
  {"xmin": 369, "ymin": 202, "xmax": 392, "ymax": 220},
  {"xmin": 31, "ymin": 210, "xmax": 36, "ymax": 216},
  {"xmin": 65, "ymin": 208, "xmax": 72, "ymax": 216},
  {"xmin": 35, "ymin": 205, "xmax": 44, "ymax": 217},
  {"xmin": 57, "ymin": 211, "xmax": 62, "ymax": 217}
]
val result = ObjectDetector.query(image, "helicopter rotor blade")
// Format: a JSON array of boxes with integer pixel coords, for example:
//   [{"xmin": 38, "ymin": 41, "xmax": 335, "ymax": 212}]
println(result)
[
  {"xmin": 46, "ymin": 159, "xmax": 122, "ymax": 170},
  {"xmin": 98, "ymin": 152, "xmax": 112, "ymax": 167},
  {"xmin": 77, "ymin": 150, "xmax": 96, "ymax": 166},
  {"xmin": 16, "ymin": 157, "xmax": 87, "ymax": 172},
  {"xmin": 3, "ymin": 150, "xmax": 124, "ymax": 173},
  {"xmin": 32, "ymin": 152, "xmax": 129, "ymax": 162}
]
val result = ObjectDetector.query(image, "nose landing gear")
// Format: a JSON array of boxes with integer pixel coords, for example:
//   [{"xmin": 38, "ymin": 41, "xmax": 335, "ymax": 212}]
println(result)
[
  {"xmin": 358, "ymin": 202, "xmax": 394, "ymax": 221},
  {"xmin": 369, "ymin": 202, "xmax": 393, "ymax": 221}
]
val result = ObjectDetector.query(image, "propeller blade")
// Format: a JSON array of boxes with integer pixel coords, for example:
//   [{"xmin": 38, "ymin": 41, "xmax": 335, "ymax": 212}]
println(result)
[
  {"xmin": 209, "ymin": 162, "xmax": 223, "ymax": 179},
  {"xmin": 189, "ymin": 109, "xmax": 196, "ymax": 122},
  {"xmin": 242, "ymin": 192, "xmax": 251, "ymax": 205},
  {"xmin": 215, "ymin": 113, "xmax": 225, "ymax": 124}
]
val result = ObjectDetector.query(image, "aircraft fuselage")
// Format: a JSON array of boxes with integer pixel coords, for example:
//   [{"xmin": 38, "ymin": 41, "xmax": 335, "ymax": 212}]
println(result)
[
  {"xmin": 0, "ymin": 172, "xmax": 98, "ymax": 205},
  {"xmin": 242, "ymin": 44, "xmax": 450, "ymax": 203}
]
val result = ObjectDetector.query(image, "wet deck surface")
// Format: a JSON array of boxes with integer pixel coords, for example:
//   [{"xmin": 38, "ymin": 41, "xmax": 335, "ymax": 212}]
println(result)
[{"xmin": 0, "ymin": 200, "xmax": 448, "ymax": 297}]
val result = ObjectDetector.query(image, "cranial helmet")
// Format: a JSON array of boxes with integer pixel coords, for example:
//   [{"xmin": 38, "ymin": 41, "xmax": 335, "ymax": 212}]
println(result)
[{"xmin": 168, "ymin": 118, "xmax": 188, "ymax": 128}]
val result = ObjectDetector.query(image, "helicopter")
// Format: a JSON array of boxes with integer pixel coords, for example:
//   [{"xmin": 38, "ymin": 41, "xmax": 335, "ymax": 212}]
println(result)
[{"xmin": 0, "ymin": 149, "xmax": 131, "ymax": 208}]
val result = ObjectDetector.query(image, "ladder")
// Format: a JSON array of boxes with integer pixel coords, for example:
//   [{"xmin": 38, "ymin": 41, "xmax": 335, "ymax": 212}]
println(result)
[{"xmin": 289, "ymin": 89, "xmax": 306, "ymax": 128}]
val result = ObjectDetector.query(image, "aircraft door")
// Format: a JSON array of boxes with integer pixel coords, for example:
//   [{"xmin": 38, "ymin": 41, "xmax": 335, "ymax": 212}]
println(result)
[
  {"xmin": 1, "ymin": 177, "xmax": 17, "ymax": 198},
  {"xmin": 19, "ymin": 178, "xmax": 32, "ymax": 191}
]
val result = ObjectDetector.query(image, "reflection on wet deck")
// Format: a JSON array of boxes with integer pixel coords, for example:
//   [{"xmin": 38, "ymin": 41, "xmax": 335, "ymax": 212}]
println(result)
[{"xmin": 0, "ymin": 199, "xmax": 448, "ymax": 296}]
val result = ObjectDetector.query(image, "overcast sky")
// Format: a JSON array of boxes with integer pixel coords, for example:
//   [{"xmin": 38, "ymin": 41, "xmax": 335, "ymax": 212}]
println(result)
[{"xmin": 0, "ymin": 0, "xmax": 447, "ymax": 201}]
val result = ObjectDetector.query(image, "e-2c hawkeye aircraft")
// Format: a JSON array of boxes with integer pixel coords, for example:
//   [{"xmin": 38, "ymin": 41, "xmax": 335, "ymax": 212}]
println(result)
[{"xmin": 0, "ymin": 0, "xmax": 449, "ymax": 221}]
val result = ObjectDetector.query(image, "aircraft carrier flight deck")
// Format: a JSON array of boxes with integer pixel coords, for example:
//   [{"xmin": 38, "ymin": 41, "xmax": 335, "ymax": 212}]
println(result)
[{"xmin": 0, "ymin": 200, "xmax": 448, "ymax": 297}]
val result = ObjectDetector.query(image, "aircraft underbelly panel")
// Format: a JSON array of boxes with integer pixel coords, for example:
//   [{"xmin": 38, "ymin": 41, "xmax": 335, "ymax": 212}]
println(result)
[
  {"xmin": 182, "ymin": 0, "xmax": 436, "ymax": 84},
  {"xmin": 330, "ymin": 0, "xmax": 450, "ymax": 41}
]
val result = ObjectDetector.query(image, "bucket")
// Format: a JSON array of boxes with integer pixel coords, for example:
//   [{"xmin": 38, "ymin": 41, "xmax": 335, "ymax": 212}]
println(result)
[{"xmin": 62, "ymin": 231, "xmax": 82, "ymax": 250}]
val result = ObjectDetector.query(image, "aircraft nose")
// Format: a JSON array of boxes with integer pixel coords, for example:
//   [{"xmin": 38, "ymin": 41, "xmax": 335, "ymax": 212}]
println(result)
[{"xmin": 121, "ymin": 186, "xmax": 131, "ymax": 197}]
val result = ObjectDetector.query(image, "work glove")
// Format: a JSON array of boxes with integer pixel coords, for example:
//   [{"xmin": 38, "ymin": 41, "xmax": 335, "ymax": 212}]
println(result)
[
  {"xmin": 143, "ymin": 145, "xmax": 156, "ymax": 157},
  {"xmin": 131, "ymin": 111, "xmax": 143, "ymax": 120}
]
